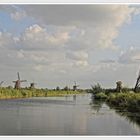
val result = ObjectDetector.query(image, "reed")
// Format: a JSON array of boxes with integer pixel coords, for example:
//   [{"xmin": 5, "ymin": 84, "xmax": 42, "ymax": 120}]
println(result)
[
  {"xmin": 0, "ymin": 87, "xmax": 81, "ymax": 99},
  {"xmin": 107, "ymin": 92, "xmax": 140, "ymax": 112}
]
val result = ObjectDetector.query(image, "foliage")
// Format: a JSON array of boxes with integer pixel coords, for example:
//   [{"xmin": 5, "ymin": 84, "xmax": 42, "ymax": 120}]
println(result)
[
  {"xmin": 94, "ymin": 92, "xmax": 108, "ymax": 100},
  {"xmin": 105, "ymin": 87, "xmax": 133, "ymax": 95},
  {"xmin": 105, "ymin": 88, "xmax": 116, "ymax": 95},
  {"xmin": 56, "ymin": 86, "xmax": 60, "ymax": 91},
  {"xmin": 121, "ymin": 87, "xmax": 133, "ymax": 93},
  {"xmin": 63, "ymin": 86, "xmax": 69, "ymax": 91},
  {"xmin": 107, "ymin": 92, "xmax": 140, "ymax": 112},
  {"xmin": 0, "ymin": 87, "xmax": 81, "ymax": 99},
  {"xmin": 90, "ymin": 83, "xmax": 103, "ymax": 95}
]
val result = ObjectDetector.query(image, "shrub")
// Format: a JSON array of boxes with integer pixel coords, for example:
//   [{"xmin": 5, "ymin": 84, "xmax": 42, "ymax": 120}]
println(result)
[
  {"xmin": 94, "ymin": 92, "xmax": 107, "ymax": 100},
  {"xmin": 90, "ymin": 83, "xmax": 103, "ymax": 95},
  {"xmin": 107, "ymin": 92, "xmax": 140, "ymax": 112},
  {"xmin": 122, "ymin": 87, "xmax": 132, "ymax": 93},
  {"xmin": 56, "ymin": 86, "xmax": 60, "ymax": 91}
]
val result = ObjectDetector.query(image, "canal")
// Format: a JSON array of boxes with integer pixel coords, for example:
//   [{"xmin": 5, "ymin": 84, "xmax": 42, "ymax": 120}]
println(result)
[{"xmin": 0, "ymin": 94, "xmax": 140, "ymax": 135}]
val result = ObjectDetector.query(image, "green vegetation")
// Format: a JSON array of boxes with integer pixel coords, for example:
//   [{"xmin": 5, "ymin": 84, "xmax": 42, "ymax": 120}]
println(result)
[
  {"xmin": 90, "ymin": 83, "xmax": 104, "ymax": 95},
  {"xmin": 46, "ymin": 90, "xmax": 80, "ymax": 97},
  {"xmin": 0, "ymin": 87, "xmax": 81, "ymax": 99},
  {"xmin": 90, "ymin": 83, "xmax": 140, "ymax": 113},
  {"xmin": 107, "ymin": 92, "xmax": 140, "ymax": 112},
  {"xmin": 90, "ymin": 83, "xmax": 107, "ymax": 100},
  {"xmin": 94, "ymin": 92, "xmax": 108, "ymax": 100}
]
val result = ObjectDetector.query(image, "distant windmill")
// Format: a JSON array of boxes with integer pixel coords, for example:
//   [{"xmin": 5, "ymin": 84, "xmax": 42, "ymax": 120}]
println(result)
[
  {"xmin": 30, "ymin": 82, "xmax": 37, "ymax": 89},
  {"xmin": 13, "ymin": 72, "xmax": 27, "ymax": 89},
  {"xmin": 73, "ymin": 81, "xmax": 79, "ymax": 91},
  {"xmin": 0, "ymin": 81, "xmax": 4, "ymax": 87},
  {"xmin": 134, "ymin": 69, "xmax": 140, "ymax": 92}
]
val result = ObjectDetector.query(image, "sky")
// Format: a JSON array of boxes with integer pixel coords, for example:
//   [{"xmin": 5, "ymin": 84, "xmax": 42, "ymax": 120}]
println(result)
[{"xmin": 0, "ymin": 4, "xmax": 140, "ymax": 89}]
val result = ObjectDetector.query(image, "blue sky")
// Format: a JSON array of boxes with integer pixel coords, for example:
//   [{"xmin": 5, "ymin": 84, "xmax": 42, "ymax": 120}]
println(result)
[
  {"xmin": 0, "ymin": 10, "xmax": 36, "ymax": 36},
  {"xmin": 116, "ymin": 12, "xmax": 140, "ymax": 50},
  {"xmin": 0, "ymin": 5, "xmax": 140, "ymax": 89}
]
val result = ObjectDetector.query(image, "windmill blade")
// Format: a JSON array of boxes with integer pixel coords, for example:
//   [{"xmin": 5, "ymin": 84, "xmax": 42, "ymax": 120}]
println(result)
[
  {"xmin": 0, "ymin": 81, "xmax": 4, "ymax": 86},
  {"xmin": 17, "ymin": 72, "xmax": 20, "ymax": 80},
  {"xmin": 13, "ymin": 81, "xmax": 17, "ymax": 83},
  {"xmin": 137, "ymin": 69, "xmax": 140, "ymax": 79},
  {"xmin": 20, "ymin": 80, "xmax": 27, "ymax": 82},
  {"xmin": 138, "ymin": 83, "xmax": 140, "ymax": 87}
]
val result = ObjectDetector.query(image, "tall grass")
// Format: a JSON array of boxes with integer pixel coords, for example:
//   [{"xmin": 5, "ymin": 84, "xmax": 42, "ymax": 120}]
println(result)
[
  {"xmin": 90, "ymin": 83, "xmax": 140, "ymax": 113},
  {"xmin": 0, "ymin": 87, "xmax": 81, "ymax": 99},
  {"xmin": 107, "ymin": 93, "xmax": 140, "ymax": 112}
]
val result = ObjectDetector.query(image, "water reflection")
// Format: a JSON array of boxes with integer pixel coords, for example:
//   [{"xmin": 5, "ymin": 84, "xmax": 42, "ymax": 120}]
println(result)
[
  {"xmin": 89, "ymin": 99, "xmax": 104, "ymax": 112},
  {"xmin": 116, "ymin": 109, "xmax": 140, "ymax": 128},
  {"xmin": 73, "ymin": 95, "xmax": 76, "ymax": 102},
  {"xmin": 0, "ymin": 94, "xmax": 140, "ymax": 135},
  {"xmin": 92, "ymin": 98, "xmax": 140, "ymax": 131}
]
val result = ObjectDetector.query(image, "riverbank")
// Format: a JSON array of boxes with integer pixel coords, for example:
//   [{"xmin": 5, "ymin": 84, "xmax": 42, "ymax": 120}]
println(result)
[
  {"xmin": 0, "ymin": 87, "xmax": 82, "ymax": 99},
  {"xmin": 92, "ymin": 92, "xmax": 140, "ymax": 113},
  {"xmin": 107, "ymin": 92, "xmax": 140, "ymax": 112}
]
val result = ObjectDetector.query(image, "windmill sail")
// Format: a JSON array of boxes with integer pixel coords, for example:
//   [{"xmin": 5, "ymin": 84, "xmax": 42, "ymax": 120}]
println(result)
[
  {"xmin": 134, "ymin": 69, "xmax": 140, "ymax": 92},
  {"xmin": 0, "ymin": 81, "xmax": 4, "ymax": 86},
  {"xmin": 17, "ymin": 72, "xmax": 20, "ymax": 80}
]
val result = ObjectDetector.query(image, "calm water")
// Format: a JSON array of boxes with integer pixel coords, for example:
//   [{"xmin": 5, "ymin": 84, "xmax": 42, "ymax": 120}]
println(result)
[{"xmin": 0, "ymin": 94, "xmax": 140, "ymax": 135}]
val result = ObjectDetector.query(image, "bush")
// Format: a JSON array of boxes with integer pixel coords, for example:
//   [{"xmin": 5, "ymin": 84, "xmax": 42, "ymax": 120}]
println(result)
[
  {"xmin": 94, "ymin": 92, "xmax": 107, "ymax": 100},
  {"xmin": 122, "ymin": 87, "xmax": 132, "ymax": 93},
  {"xmin": 107, "ymin": 92, "xmax": 140, "ymax": 112},
  {"xmin": 90, "ymin": 83, "xmax": 103, "ymax": 95},
  {"xmin": 21, "ymin": 90, "xmax": 27, "ymax": 97},
  {"xmin": 105, "ymin": 88, "xmax": 116, "ymax": 95}
]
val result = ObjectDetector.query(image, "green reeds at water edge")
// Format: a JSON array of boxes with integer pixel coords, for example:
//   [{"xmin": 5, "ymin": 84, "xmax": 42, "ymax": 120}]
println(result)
[
  {"xmin": 107, "ymin": 93, "xmax": 140, "ymax": 112},
  {"xmin": 0, "ymin": 87, "xmax": 81, "ymax": 99},
  {"xmin": 91, "ymin": 92, "xmax": 140, "ymax": 113},
  {"xmin": 90, "ymin": 83, "xmax": 140, "ymax": 113}
]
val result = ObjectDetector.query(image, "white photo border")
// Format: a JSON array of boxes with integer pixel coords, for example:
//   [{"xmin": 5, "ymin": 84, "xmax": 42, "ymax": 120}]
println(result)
[{"xmin": 0, "ymin": 1, "xmax": 140, "ymax": 140}]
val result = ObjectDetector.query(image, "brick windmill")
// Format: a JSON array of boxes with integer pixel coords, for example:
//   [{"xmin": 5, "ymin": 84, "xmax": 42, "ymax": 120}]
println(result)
[
  {"xmin": 134, "ymin": 69, "xmax": 140, "ymax": 92},
  {"xmin": 73, "ymin": 81, "xmax": 79, "ymax": 91},
  {"xmin": 13, "ymin": 72, "xmax": 27, "ymax": 89}
]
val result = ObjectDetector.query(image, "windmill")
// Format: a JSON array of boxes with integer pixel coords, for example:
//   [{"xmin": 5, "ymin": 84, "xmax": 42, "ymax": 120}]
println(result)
[
  {"xmin": 73, "ymin": 81, "xmax": 79, "ymax": 91},
  {"xmin": 13, "ymin": 72, "xmax": 27, "ymax": 89},
  {"xmin": 0, "ymin": 81, "xmax": 4, "ymax": 87},
  {"xmin": 30, "ymin": 82, "xmax": 37, "ymax": 89},
  {"xmin": 134, "ymin": 69, "xmax": 140, "ymax": 92},
  {"xmin": 116, "ymin": 81, "xmax": 122, "ymax": 92}
]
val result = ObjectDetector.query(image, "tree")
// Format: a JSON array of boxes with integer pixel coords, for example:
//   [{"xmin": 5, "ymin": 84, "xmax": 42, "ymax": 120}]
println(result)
[
  {"xmin": 63, "ymin": 86, "xmax": 69, "ymax": 91},
  {"xmin": 56, "ymin": 86, "xmax": 60, "ymax": 91}
]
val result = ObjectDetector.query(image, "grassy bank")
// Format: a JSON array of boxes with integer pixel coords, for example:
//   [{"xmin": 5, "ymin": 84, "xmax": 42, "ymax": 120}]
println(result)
[
  {"xmin": 107, "ymin": 92, "xmax": 140, "ymax": 112},
  {"xmin": 90, "ymin": 83, "xmax": 140, "ymax": 113},
  {"xmin": 0, "ymin": 87, "xmax": 81, "ymax": 99},
  {"xmin": 91, "ymin": 91, "xmax": 140, "ymax": 113}
]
